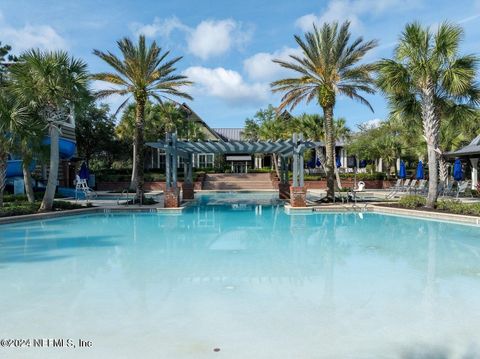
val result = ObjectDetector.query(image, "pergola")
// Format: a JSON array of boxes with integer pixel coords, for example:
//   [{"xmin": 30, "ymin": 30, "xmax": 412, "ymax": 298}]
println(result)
[
  {"xmin": 146, "ymin": 133, "xmax": 321, "ymax": 207},
  {"xmin": 447, "ymin": 135, "xmax": 480, "ymax": 189}
]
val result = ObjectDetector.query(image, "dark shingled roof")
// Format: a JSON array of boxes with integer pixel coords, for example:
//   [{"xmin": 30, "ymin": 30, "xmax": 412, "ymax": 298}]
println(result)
[
  {"xmin": 447, "ymin": 135, "xmax": 480, "ymax": 157},
  {"xmin": 213, "ymin": 128, "xmax": 244, "ymax": 141}
]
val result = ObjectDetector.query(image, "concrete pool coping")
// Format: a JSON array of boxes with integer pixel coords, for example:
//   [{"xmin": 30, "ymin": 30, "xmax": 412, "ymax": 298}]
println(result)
[
  {"xmin": 1, "ymin": 201, "xmax": 479, "ymax": 226},
  {"xmin": 285, "ymin": 203, "xmax": 480, "ymax": 225}
]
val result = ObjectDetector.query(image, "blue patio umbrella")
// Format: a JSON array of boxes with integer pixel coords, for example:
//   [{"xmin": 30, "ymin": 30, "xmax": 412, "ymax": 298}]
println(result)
[
  {"xmin": 79, "ymin": 162, "xmax": 90, "ymax": 180},
  {"xmin": 316, "ymin": 158, "xmax": 321, "ymax": 167},
  {"xmin": 359, "ymin": 160, "xmax": 367, "ymax": 168},
  {"xmin": 416, "ymin": 160, "xmax": 424, "ymax": 180},
  {"xmin": 399, "ymin": 160, "xmax": 406, "ymax": 179},
  {"xmin": 336, "ymin": 156, "xmax": 342, "ymax": 168},
  {"xmin": 453, "ymin": 159, "xmax": 463, "ymax": 181},
  {"xmin": 307, "ymin": 158, "xmax": 315, "ymax": 169}
]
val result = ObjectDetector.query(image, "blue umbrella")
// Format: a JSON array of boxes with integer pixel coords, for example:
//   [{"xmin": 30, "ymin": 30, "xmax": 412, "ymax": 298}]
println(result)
[
  {"xmin": 399, "ymin": 160, "xmax": 406, "ymax": 179},
  {"xmin": 359, "ymin": 160, "xmax": 367, "ymax": 168},
  {"xmin": 79, "ymin": 162, "xmax": 90, "ymax": 180},
  {"xmin": 336, "ymin": 156, "xmax": 342, "ymax": 168},
  {"xmin": 307, "ymin": 159, "xmax": 315, "ymax": 169},
  {"xmin": 416, "ymin": 160, "xmax": 424, "ymax": 180},
  {"xmin": 453, "ymin": 159, "xmax": 463, "ymax": 181},
  {"xmin": 316, "ymin": 158, "xmax": 321, "ymax": 167}
]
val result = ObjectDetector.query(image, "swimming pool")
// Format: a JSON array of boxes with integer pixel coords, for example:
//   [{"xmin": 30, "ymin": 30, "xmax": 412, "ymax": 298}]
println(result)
[{"xmin": 1, "ymin": 200, "xmax": 480, "ymax": 358}]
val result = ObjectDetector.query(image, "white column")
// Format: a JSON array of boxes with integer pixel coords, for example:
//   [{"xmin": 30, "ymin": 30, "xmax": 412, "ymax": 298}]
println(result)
[
  {"xmin": 396, "ymin": 158, "xmax": 400, "ymax": 172},
  {"xmin": 470, "ymin": 158, "xmax": 478, "ymax": 190}
]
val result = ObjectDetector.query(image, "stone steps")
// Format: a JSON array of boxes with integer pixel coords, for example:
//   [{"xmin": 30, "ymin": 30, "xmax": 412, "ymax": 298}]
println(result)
[{"xmin": 203, "ymin": 173, "xmax": 274, "ymax": 190}]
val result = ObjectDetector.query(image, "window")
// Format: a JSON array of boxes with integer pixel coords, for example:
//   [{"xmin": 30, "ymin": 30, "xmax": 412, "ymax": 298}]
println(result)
[{"xmin": 198, "ymin": 153, "xmax": 214, "ymax": 168}]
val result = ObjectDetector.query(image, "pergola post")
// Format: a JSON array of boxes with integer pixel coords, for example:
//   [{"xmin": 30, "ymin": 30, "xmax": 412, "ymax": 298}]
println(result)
[
  {"xmin": 182, "ymin": 153, "xmax": 195, "ymax": 200},
  {"xmin": 290, "ymin": 133, "xmax": 307, "ymax": 207},
  {"xmin": 164, "ymin": 132, "xmax": 180, "ymax": 208},
  {"xmin": 471, "ymin": 158, "xmax": 478, "ymax": 190},
  {"xmin": 279, "ymin": 156, "xmax": 290, "ymax": 199}
]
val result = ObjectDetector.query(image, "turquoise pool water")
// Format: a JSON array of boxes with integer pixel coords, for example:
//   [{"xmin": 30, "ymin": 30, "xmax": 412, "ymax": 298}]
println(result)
[{"xmin": 1, "ymin": 199, "xmax": 480, "ymax": 358}]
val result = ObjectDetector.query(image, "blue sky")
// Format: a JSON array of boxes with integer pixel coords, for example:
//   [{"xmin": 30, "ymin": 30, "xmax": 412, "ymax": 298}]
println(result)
[{"xmin": 1, "ymin": 0, "xmax": 480, "ymax": 129}]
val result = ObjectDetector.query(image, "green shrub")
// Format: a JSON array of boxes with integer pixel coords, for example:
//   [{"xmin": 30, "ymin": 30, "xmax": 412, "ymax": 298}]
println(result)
[
  {"xmin": 0, "ymin": 202, "xmax": 39, "ymax": 217},
  {"xmin": 398, "ymin": 195, "xmax": 426, "ymax": 209},
  {"xmin": 436, "ymin": 200, "xmax": 480, "ymax": 216},
  {"xmin": 52, "ymin": 201, "xmax": 84, "ymax": 210}
]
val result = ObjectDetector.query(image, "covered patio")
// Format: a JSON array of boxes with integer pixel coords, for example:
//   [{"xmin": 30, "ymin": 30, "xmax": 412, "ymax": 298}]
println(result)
[
  {"xmin": 146, "ymin": 133, "xmax": 321, "ymax": 208},
  {"xmin": 447, "ymin": 135, "xmax": 480, "ymax": 190}
]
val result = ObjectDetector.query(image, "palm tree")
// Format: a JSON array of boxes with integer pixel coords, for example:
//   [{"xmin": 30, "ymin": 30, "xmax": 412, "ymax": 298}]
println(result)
[
  {"xmin": 9, "ymin": 50, "xmax": 89, "ymax": 211},
  {"xmin": 298, "ymin": 114, "xmax": 351, "ymax": 188},
  {"xmin": 93, "ymin": 35, "xmax": 193, "ymax": 203},
  {"xmin": 271, "ymin": 21, "xmax": 377, "ymax": 201},
  {"xmin": 0, "ymin": 89, "xmax": 30, "ymax": 206},
  {"xmin": 377, "ymin": 22, "xmax": 479, "ymax": 207}
]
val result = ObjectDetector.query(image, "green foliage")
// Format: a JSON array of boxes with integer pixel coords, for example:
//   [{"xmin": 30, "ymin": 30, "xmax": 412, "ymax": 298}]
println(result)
[
  {"xmin": 75, "ymin": 101, "xmax": 118, "ymax": 166},
  {"xmin": 436, "ymin": 200, "xmax": 480, "ymax": 216},
  {"xmin": 0, "ymin": 200, "xmax": 83, "ymax": 217},
  {"xmin": 398, "ymin": 195, "xmax": 427, "ymax": 208}
]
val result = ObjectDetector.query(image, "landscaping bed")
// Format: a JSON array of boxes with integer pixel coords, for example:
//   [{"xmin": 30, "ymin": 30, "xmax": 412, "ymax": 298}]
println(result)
[
  {"xmin": 376, "ymin": 195, "xmax": 480, "ymax": 217},
  {"xmin": 1, "ymin": 196, "xmax": 88, "ymax": 218}
]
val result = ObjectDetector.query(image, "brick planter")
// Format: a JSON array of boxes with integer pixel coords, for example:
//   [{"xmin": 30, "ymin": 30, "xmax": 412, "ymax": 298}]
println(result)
[
  {"xmin": 290, "ymin": 186, "xmax": 307, "ymax": 207},
  {"xmin": 278, "ymin": 183, "xmax": 290, "ymax": 199},
  {"xmin": 182, "ymin": 183, "xmax": 195, "ymax": 200},
  {"xmin": 164, "ymin": 187, "xmax": 180, "ymax": 208}
]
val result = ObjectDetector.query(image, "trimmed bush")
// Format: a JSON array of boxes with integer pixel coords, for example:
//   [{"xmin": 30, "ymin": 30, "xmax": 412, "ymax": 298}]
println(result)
[
  {"xmin": 398, "ymin": 195, "xmax": 426, "ymax": 209},
  {"xmin": 436, "ymin": 200, "xmax": 480, "ymax": 216}
]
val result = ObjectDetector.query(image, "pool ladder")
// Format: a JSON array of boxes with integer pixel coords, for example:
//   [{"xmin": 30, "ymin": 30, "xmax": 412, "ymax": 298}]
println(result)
[{"xmin": 118, "ymin": 189, "xmax": 131, "ymax": 205}]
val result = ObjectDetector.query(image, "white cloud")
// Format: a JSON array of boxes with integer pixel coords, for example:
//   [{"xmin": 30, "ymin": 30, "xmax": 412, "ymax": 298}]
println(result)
[
  {"xmin": 183, "ymin": 66, "xmax": 269, "ymax": 106},
  {"xmin": 0, "ymin": 12, "xmax": 67, "ymax": 52},
  {"xmin": 243, "ymin": 47, "xmax": 302, "ymax": 82},
  {"xmin": 360, "ymin": 118, "xmax": 383, "ymax": 129},
  {"xmin": 295, "ymin": 0, "xmax": 422, "ymax": 32},
  {"xmin": 130, "ymin": 17, "xmax": 252, "ymax": 60},
  {"xmin": 130, "ymin": 16, "xmax": 188, "ymax": 38}
]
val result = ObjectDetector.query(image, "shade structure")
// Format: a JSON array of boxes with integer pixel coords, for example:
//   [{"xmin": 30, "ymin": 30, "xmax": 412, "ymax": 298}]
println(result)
[
  {"xmin": 416, "ymin": 161, "xmax": 424, "ymax": 180},
  {"xmin": 453, "ymin": 159, "xmax": 463, "ymax": 181},
  {"xmin": 79, "ymin": 162, "xmax": 89, "ymax": 180},
  {"xmin": 399, "ymin": 160, "xmax": 406, "ymax": 179},
  {"xmin": 336, "ymin": 156, "xmax": 341, "ymax": 168}
]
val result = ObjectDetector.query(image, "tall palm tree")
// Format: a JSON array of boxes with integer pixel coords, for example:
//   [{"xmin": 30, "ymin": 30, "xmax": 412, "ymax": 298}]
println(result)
[
  {"xmin": 0, "ymin": 89, "xmax": 30, "ymax": 206},
  {"xmin": 93, "ymin": 35, "xmax": 193, "ymax": 203},
  {"xmin": 9, "ymin": 50, "xmax": 89, "ymax": 211},
  {"xmin": 271, "ymin": 21, "xmax": 377, "ymax": 201},
  {"xmin": 377, "ymin": 22, "xmax": 479, "ymax": 208}
]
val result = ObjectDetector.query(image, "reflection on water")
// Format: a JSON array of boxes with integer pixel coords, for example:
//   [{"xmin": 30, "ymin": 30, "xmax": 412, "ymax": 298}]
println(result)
[{"xmin": 1, "ymin": 205, "xmax": 480, "ymax": 359}]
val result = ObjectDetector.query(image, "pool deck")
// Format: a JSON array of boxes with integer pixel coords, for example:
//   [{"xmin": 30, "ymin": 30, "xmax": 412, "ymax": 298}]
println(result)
[{"xmin": 1, "ymin": 189, "xmax": 479, "ymax": 226}]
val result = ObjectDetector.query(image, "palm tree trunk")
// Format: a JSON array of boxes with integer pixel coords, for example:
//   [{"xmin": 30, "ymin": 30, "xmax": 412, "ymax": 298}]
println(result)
[
  {"xmin": 322, "ymin": 105, "xmax": 335, "ymax": 201},
  {"xmin": 134, "ymin": 98, "xmax": 146, "ymax": 204},
  {"xmin": 130, "ymin": 142, "xmax": 137, "ymax": 190},
  {"xmin": 0, "ymin": 151, "xmax": 7, "ymax": 207},
  {"xmin": 334, "ymin": 167, "xmax": 343, "ymax": 190},
  {"xmin": 22, "ymin": 159, "xmax": 35, "ymax": 203},
  {"xmin": 438, "ymin": 155, "xmax": 449, "ymax": 184},
  {"xmin": 40, "ymin": 124, "xmax": 60, "ymax": 211},
  {"xmin": 421, "ymin": 85, "xmax": 439, "ymax": 208},
  {"xmin": 272, "ymin": 153, "xmax": 280, "ymax": 179}
]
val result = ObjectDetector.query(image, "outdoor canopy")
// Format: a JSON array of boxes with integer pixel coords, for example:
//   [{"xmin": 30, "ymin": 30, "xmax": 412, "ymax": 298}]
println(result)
[
  {"xmin": 399, "ymin": 160, "xmax": 406, "ymax": 179},
  {"xmin": 453, "ymin": 159, "xmax": 463, "ymax": 181},
  {"xmin": 79, "ymin": 162, "xmax": 89, "ymax": 180},
  {"xmin": 416, "ymin": 161, "xmax": 424, "ymax": 180}
]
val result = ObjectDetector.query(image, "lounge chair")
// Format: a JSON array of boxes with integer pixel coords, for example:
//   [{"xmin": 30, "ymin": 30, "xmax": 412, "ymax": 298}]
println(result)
[
  {"xmin": 456, "ymin": 181, "xmax": 472, "ymax": 198},
  {"xmin": 406, "ymin": 179, "xmax": 417, "ymax": 193},
  {"xmin": 386, "ymin": 179, "xmax": 402, "ymax": 199},
  {"xmin": 415, "ymin": 179, "xmax": 428, "ymax": 195},
  {"xmin": 400, "ymin": 179, "xmax": 411, "ymax": 192}
]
